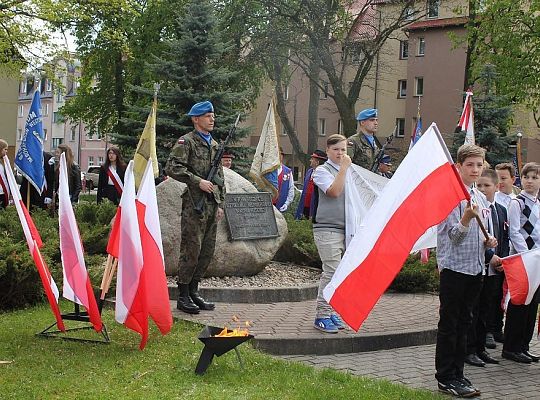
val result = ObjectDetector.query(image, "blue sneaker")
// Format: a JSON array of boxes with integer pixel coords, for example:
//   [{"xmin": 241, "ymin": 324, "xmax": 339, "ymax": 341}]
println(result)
[
  {"xmin": 314, "ymin": 317, "xmax": 339, "ymax": 333},
  {"xmin": 330, "ymin": 314, "xmax": 345, "ymax": 330}
]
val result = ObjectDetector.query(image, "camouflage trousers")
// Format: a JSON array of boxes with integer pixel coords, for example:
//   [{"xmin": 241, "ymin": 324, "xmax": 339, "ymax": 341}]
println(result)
[{"xmin": 177, "ymin": 196, "xmax": 219, "ymax": 285}]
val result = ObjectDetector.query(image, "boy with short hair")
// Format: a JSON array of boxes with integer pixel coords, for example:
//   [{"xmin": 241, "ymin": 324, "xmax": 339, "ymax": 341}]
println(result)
[
  {"xmin": 435, "ymin": 144, "xmax": 497, "ymax": 398},
  {"xmin": 494, "ymin": 163, "xmax": 517, "ymax": 209},
  {"xmin": 502, "ymin": 162, "xmax": 540, "ymax": 363},
  {"xmin": 465, "ymin": 169, "xmax": 509, "ymax": 367}
]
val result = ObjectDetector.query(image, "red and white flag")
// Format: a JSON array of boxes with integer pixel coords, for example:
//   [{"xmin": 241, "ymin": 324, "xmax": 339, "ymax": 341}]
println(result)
[
  {"xmin": 502, "ymin": 248, "xmax": 540, "ymax": 306},
  {"xmin": 458, "ymin": 90, "xmax": 475, "ymax": 145},
  {"xmin": 136, "ymin": 160, "xmax": 173, "ymax": 335},
  {"xmin": 323, "ymin": 124, "xmax": 470, "ymax": 331},
  {"xmin": 115, "ymin": 161, "xmax": 148, "ymax": 349},
  {"xmin": 58, "ymin": 153, "xmax": 102, "ymax": 332},
  {"xmin": 3, "ymin": 155, "xmax": 65, "ymax": 331}
]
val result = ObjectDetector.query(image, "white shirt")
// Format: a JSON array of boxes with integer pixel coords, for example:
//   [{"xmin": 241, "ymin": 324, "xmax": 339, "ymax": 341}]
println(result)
[{"xmin": 494, "ymin": 191, "xmax": 515, "ymax": 210}]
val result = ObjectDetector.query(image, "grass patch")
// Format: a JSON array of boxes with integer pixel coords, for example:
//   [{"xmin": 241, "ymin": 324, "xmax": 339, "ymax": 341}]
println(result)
[{"xmin": 0, "ymin": 303, "xmax": 443, "ymax": 399}]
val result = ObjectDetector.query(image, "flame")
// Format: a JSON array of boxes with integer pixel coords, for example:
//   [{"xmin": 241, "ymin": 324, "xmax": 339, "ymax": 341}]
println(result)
[{"xmin": 212, "ymin": 316, "xmax": 252, "ymax": 337}]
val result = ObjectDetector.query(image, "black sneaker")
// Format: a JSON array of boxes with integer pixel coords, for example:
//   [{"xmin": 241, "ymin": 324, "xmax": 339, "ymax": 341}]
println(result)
[
  {"xmin": 437, "ymin": 379, "xmax": 479, "ymax": 398},
  {"xmin": 456, "ymin": 377, "xmax": 481, "ymax": 396}
]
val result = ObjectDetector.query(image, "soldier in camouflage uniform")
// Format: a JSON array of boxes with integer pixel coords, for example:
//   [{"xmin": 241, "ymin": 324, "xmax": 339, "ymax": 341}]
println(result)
[
  {"xmin": 165, "ymin": 101, "xmax": 225, "ymax": 314},
  {"xmin": 347, "ymin": 108, "xmax": 381, "ymax": 170}
]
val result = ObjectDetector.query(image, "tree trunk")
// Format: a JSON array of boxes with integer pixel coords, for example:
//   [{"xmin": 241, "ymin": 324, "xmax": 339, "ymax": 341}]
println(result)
[{"xmin": 307, "ymin": 59, "xmax": 320, "ymax": 156}]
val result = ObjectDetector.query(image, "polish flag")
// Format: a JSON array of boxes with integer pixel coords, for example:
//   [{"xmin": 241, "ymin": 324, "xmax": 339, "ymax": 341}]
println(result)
[
  {"xmin": 323, "ymin": 124, "xmax": 470, "ymax": 331},
  {"xmin": 3, "ymin": 155, "xmax": 65, "ymax": 331},
  {"xmin": 136, "ymin": 160, "xmax": 173, "ymax": 335},
  {"xmin": 458, "ymin": 90, "xmax": 475, "ymax": 145},
  {"xmin": 501, "ymin": 248, "xmax": 540, "ymax": 306},
  {"xmin": 115, "ymin": 161, "xmax": 148, "ymax": 349},
  {"xmin": 58, "ymin": 153, "xmax": 103, "ymax": 332}
]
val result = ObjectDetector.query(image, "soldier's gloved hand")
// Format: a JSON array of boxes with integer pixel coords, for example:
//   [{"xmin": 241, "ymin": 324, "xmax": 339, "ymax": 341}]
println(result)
[{"xmin": 279, "ymin": 204, "xmax": 288, "ymax": 212}]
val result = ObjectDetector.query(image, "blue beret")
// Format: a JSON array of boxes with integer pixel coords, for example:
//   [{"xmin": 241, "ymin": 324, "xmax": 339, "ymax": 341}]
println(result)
[
  {"xmin": 380, "ymin": 154, "xmax": 391, "ymax": 164},
  {"xmin": 356, "ymin": 108, "xmax": 378, "ymax": 121},
  {"xmin": 187, "ymin": 101, "xmax": 214, "ymax": 116}
]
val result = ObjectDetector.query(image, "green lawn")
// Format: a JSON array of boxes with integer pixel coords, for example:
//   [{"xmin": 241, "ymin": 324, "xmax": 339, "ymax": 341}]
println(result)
[{"xmin": 0, "ymin": 303, "xmax": 443, "ymax": 400}]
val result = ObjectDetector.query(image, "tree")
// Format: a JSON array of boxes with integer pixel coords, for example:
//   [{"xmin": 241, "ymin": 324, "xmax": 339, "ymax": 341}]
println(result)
[
  {"xmin": 468, "ymin": 0, "xmax": 540, "ymax": 127},
  {"xmin": 451, "ymin": 65, "xmax": 514, "ymax": 166},
  {"xmin": 119, "ymin": 0, "xmax": 248, "ymax": 162}
]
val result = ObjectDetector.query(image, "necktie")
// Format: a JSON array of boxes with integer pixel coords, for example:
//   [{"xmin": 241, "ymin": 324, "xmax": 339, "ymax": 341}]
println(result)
[{"xmin": 490, "ymin": 204, "xmax": 499, "ymax": 238}]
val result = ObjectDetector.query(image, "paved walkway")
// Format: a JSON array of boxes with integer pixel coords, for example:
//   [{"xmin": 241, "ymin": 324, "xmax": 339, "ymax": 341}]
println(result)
[{"xmin": 173, "ymin": 292, "xmax": 540, "ymax": 399}]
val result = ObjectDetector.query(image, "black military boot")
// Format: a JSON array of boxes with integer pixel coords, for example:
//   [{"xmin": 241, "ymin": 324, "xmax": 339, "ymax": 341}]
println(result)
[
  {"xmin": 189, "ymin": 280, "xmax": 215, "ymax": 311},
  {"xmin": 177, "ymin": 284, "xmax": 200, "ymax": 314}
]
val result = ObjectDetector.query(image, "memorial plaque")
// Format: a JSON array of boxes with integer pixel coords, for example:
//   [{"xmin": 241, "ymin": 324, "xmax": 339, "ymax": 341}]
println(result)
[{"xmin": 224, "ymin": 192, "xmax": 279, "ymax": 240}]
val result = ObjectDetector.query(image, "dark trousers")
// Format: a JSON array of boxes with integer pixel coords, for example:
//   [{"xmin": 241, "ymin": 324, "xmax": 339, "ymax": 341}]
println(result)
[
  {"xmin": 435, "ymin": 269, "xmax": 482, "ymax": 383},
  {"xmin": 503, "ymin": 288, "xmax": 539, "ymax": 353},
  {"xmin": 486, "ymin": 273, "xmax": 505, "ymax": 335},
  {"xmin": 467, "ymin": 275, "xmax": 500, "ymax": 354}
]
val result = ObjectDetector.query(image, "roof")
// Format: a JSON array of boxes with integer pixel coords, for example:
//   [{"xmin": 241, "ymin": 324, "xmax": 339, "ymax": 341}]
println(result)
[{"xmin": 404, "ymin": 16, "xmax": 468, "ymax": 32}]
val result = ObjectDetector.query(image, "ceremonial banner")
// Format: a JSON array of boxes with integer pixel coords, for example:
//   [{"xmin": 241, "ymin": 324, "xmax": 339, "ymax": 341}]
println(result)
[
  {"xmin": 249, "ymin": 99, "xmax": 280, "ymax": 197},
  {"xmin": 324, "ymin": 124, "xmax": 469, "ymax": 331},
  {"xmin": 502, "ymin": 248, "xmax": 540, "ymax": 306},
  {"xmin": 458, "ymin": 90, "xmax": 475, "ymax": 145},
  {"xmin": 4, "ymin": 155, "xmax": 64, "ymax": 331},
  {"xmin": 15, "ymin": 90, "xmax": 45, "ymax": 194},
  {"xmin": 115, "ymin": 161, "xmax": 148, "ymax": 349},
  {"xmin": 58, "ymin": 153, "xmax": 103, "ymax": 332},
  {"xmin": 133, "ymin": 98, "xmax": 159, "ymax": 189},
  {"xmin": 136, "ymin": 160, "xmax": 173, "ymax": 335}
]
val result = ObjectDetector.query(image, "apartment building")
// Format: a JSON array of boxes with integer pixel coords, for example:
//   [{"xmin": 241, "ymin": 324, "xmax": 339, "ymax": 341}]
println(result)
[{"xmin": 16, "ymin": 57, "xmax": 107, "ymax": 172}]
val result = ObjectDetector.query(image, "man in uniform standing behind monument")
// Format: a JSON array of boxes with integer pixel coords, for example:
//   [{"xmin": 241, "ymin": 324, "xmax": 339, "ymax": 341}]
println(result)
[
  {"xmin": 347, "ymin": 108, "xmax": 380, "ymax": 169},
  {"xmin": 165, "ymin": 100, "xmax": 225, "ymax": 314}
]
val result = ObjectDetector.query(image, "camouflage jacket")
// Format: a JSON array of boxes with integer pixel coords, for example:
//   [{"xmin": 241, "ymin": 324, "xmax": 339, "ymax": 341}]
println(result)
[
  {"xmin": 165, "ymin": 131, "xmax": 225, "ymax": 205},
  {"xmin": 347, "ymin": 133, "xmax": 380, "ymax": 170}
]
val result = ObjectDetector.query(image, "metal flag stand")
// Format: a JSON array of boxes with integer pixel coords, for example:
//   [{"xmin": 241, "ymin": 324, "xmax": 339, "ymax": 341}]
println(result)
[{"xmin": 37, "ymin": 303, "xmax": 110, "ymax": 344}]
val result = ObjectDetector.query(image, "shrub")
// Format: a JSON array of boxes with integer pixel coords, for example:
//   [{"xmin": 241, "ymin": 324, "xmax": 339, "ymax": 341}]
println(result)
[
  {"xmin": 274, "ymin": 213, "xmax": 321, "ymax": 267},
  {"xmin": 0, "ymin": 202, "xmax": 112, "ymax": 312},
  {"xmin": 389, "ymin": 252, "xmax": 439, "ymax": 293}
]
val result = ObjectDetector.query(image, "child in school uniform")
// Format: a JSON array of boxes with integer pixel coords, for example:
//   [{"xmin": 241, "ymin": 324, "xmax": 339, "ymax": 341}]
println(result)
[
  {"xmin": 435, "ymin": 144, "xmax": 497, "ymax": 398},
  {"xmin": 502, "ymin": 162, "xmax": 540, "ymax": 363}
]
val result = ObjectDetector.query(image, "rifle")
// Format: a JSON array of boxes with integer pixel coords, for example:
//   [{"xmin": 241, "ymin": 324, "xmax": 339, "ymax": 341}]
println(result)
[
  {"xmin": 370, "ymin": 126, "xmax": 396, "ymax": 173},
  {"xmin": 194, "ymin": 114, "xmax": 241, "ymax": 214}
]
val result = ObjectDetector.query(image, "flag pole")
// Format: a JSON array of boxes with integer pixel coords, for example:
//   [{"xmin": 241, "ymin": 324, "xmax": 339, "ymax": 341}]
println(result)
[
  {"xmin": 26, "ymin": 181, "xmax": 30, "ymax": 209},
  {"xmin": 516, "ymin": 131, "xmax": 523, "ymax": 174}
]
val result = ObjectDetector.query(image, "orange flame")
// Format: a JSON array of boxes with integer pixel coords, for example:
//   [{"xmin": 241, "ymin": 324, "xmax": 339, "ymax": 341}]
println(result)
[{"xmin": 212, "ymin": 316, "xmax": 252, "ymax": 337}]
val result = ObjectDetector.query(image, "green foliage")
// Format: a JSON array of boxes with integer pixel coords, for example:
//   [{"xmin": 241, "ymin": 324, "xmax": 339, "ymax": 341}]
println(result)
[
  {"xmin": 469, "ymin": 0, "xmax": 540, "ymax": 127},
  {"xmin": 0, "ymin": 305, "xmax": 442, "ymax": 400},
  {"xmin": 0, "ymin": 202, "xmax": 113, "ymax": 311},
  {"xmin": 274, "ymin": 212, "xmax": 320, "ymax": 267},
  {"xmin": 389, "ymin": 253, "xmax": 439, "ymax": 293}
]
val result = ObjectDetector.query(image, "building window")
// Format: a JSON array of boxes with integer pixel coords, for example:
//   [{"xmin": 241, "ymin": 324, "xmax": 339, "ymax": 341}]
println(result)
[
  {"xmin": 417, "ymin": 38, "xmax": 425, "ymax": 56},
  {"xmin": 19, "ymin": 80, "xmax": 26, "ymax": 93},
  {"xmin": 319, "ymin": 118, "xmax": 326, "ymax": 136},
  {"xmin": 18, "ymin": 129, "xmax": 23, "ymax": 140},
  {"xmin": 400, "ymin": 40, "xmax": 409, "ymax": 59},
  {"xmin": 98, "ymin": 156, "xmax": 104, "ymax": 165},
  {"xmin": 46, "ymin": 79, "xmax": 53, "ymax": 92},
  {"xmin": 398, "ymin": 80, "xmax": 407, "ymax": 98},
  {"xmin": 415, "ymin": 77, "xmax": 424, "ymax": 96},
  {"xmin": 18, "ymin": 105, "xmax": 24, "ymax": 117},
  {"xmin": 396, "ymin": 118, "xmax": 405, "ymax": 138},
  {"xmin": 70, "ymin": 126, "xmax": 76, "ymax": 141},
  {"xmin": 427, "ymin": 0, "xmax": 440, "ymax": 19},
  {"xmin": 280, "ymin": 124, "xmax": 287, "ymax": 136},
  {"xmin": 88, "ymin": 156, "xmax": 94, "ymax": 166},
  {"xmin": 52, "ymin": 138, "xmax": 63, "ymax": 149},
  {"xmin": 321, "ymin": 81, "xmax": 329, "ymax": 99},
  {"xmin": 41, "ymin": 104, "xmax": 49, "ymax": 116},
  {"xmin": 43, "ymin": 129, "xmax": 48, "ymax": 141},
  {"xmin": 56, "ymin": 90, "xmax": 63, "ymax": 103},
  {"xmin": 337, "ymin": 119, "xmax": 343, "ymax": 134},
  {"xmin": 53, "ymin": 112, "xmax": 64, "ymax": 124},
  {"xmin": 283, "ymin": 85, "xmax": 289, "ymax": 100},
  {"xmin": 351, "ymin": 51, "xmax": 363, "ymax": 65},
  {"xmin": 405, "ymin": 6, "xmax": 415, "ymax": 20}
]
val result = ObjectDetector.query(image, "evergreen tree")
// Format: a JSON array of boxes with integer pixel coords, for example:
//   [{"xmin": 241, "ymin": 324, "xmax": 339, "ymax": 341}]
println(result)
[
  {"xmin": 452, "ymin": 65, "xmax": 515, "ymax": 166},
  {"xmin": 119, "ymin": 0, "xmax": 247, "ymax": 162}
]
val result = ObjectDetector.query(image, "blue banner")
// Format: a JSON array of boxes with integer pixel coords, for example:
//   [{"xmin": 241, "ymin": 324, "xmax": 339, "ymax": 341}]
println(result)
[{"xmin": 15, "ymin": 90, "xmax": 45, "ymax": 194}]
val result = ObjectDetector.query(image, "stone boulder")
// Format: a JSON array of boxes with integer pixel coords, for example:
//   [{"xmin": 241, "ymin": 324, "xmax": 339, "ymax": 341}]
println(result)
[{"xmin": 157, "ymin": 168, "xmax": 288, "ymax": 277}]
